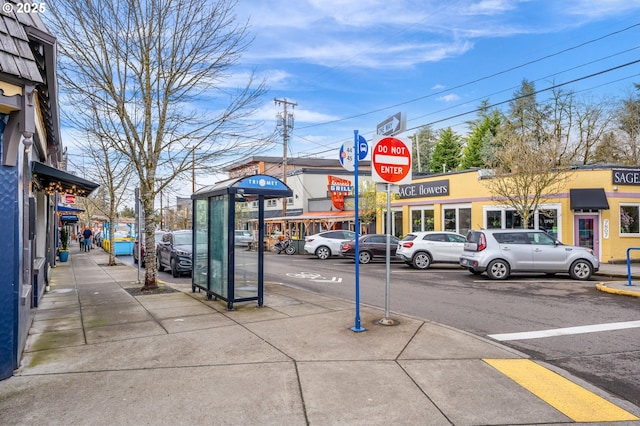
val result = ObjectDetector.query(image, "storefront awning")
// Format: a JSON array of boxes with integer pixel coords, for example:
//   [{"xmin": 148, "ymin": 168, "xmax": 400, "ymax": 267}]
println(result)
[
  {"xmin": 57, "ymin": 205, "xmax": 85, "ymax": 213},
  {"xmin": 32, "ymin": 162, "xmax": 99, "ymax": 196},
  {"xmin": 570, "ymin": 188, "xmax": 609, "ymax": 210}
]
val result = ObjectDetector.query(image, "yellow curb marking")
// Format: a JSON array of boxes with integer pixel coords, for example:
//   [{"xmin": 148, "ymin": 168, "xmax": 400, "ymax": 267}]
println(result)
[
  {"xmin": 596, "ymin": 282, "xmax": 640, "ymax": 298},
  {"xmin": 484, "ymin": 359, "xmax": 639, "ymax": 422}
]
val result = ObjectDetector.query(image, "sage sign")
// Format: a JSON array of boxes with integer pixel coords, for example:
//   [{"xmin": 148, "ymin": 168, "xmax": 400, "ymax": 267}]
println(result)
[
  {"xmin": 399, "ymin": 179, "xmax": 450, "ymax": 199},
  {"xmin": 613, "ymin": 169, "xmax": 640, "ymax": 185}
]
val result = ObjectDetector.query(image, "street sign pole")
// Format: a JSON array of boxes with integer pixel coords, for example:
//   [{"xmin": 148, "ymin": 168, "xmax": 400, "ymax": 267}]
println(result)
[
  {"xmin": 351, "ymin": 130, "xmax": 365, "ymax": 332},
  {"xmin": 380, "ymin": 183, "xmax": 394, "ymax": 325}
]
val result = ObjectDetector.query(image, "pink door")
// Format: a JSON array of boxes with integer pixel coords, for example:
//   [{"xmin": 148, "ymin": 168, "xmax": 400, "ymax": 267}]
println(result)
[{"xmin": 574, "ymin": 215, "xmax": 599, "ymax": 255}]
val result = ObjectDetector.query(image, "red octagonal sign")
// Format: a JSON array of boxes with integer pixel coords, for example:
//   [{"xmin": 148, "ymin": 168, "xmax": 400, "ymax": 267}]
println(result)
[{"xmin": 371, "ymin": 136, "xmax": 412, "ymax": 184}]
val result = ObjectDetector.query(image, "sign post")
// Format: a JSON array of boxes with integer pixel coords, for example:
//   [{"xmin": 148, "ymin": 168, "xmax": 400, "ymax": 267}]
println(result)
[
  {"xmin": 351, "ymin": 132, "xmax": 366, "ymax": 332},
  {"xmin": 372, "ymin": 135, "xmax": 412, "ymax": 325}
]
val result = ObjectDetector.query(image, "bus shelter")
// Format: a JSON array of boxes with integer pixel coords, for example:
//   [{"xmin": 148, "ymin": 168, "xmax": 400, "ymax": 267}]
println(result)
[{"xmin": 191, "ymin": 175, "xmax": 292, "ymax": 309}]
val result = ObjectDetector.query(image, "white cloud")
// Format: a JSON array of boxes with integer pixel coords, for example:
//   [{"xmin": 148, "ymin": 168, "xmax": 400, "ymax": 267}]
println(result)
[{"xmin": 438, "ymin": 94, "xmax": 461, "ymax": 102}]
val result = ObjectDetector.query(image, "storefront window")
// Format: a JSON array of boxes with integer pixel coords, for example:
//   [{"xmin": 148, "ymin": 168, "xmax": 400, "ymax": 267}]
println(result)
[
  {"xmin": 487, "ymin": 210, "xmax": 502, "ymax": 228},
  {"xmin": 383, "ymin": 210, "xmax": 403, "ymax": 237},
  {"xmin": 459, "ymin": 208, "xmax": 471, "ymax": 235},
  {"xmin": 443, "ymin": 206, "xmax": 471, "ymax": 235},
  {"xmin": 538, "ymin": 210, "xmax": 558, "ymax": 238},
  {"xmin": 485, "ymin": 206, "xmax": 558, "ymax": 234},
  {"xmin": 411, "ymin": 208, "xmax": 434, "ymax": 232},
  {"xmin": 620, "ymin": 204, "xmax": 640, "ymax": 235}
]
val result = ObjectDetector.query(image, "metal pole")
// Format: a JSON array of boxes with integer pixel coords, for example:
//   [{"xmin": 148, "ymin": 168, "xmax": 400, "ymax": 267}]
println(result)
[
  {"xmin": 379, "ymin": 183, "xmax": 394, "ymax": 325},
  {"xmin": 351, "ymin": 130, "xmax": 365, "ymax": 332}
]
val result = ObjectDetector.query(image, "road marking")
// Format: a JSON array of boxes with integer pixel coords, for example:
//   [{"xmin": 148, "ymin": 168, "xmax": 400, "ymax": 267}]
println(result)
[
  {"xmin": 488, "ymin": 320, "xmax": 640, "ymax": 341},
  {"xmin": 310, "ymin": 277, "xmax": 342, "ymax": 283},
  {"xmin": 484, "ymin": 359, "xmax": 639, "ymax": 422}
]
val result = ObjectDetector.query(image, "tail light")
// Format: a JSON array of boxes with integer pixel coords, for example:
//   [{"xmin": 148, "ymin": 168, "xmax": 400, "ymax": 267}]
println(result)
[
  {"xmin": 477, "ymin": 233, "xmax": 487, "ymax": 251},
  {"xmin": 402, "ymin": 241, "xmax": 414, "ymax": 248},
  {"xmin": 342, "ymin": 243, "xmax": 352, "ymax": 251}
]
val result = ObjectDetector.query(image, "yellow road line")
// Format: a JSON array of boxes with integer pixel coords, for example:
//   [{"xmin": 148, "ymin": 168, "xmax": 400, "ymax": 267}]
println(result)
[{"xmin": 484, "ymin": 359, "xmax": 639, "ymax": 422}]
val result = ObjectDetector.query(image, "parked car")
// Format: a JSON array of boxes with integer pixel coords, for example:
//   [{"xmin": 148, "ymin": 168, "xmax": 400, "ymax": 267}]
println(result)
[
  {"xmin": 93, "ymin": 231, "xmax": 103, "ymax": 248},
  {"xmin": 234, "ymin": 230, "xmax": 253, "ymax": 246},
  {"xmin": 459, "ymin": 229, "xmax": 599, "ymax": 280},
  {"xmin": 396, "ymin": 231, "xmax": 467, "ymax": 269},
  {"xmin": 304, "ymin": 230, "xmax": 356, "ymax": 260},
  {"xmin": 340, "ymin": 234, "xmax": 400, "ymax": 264},
  {"xmin": 157, "ymin": 230, "xmax": 193, "ymax": 277},
  {"xmin": 134, "ymin": 230, "xmax": 166, "ymax": 267}
]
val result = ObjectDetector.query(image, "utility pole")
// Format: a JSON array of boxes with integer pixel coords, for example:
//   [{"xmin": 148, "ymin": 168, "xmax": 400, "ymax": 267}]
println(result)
[{"xmin": 274, "ymin": 98, "xmax": 297, "ymax": 220}]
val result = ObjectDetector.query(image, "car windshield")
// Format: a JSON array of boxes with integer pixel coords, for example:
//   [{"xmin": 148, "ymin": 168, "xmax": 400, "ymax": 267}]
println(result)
[{"xmin": 174, "ymin": 233, "xmax": 192, "ymax": 246}]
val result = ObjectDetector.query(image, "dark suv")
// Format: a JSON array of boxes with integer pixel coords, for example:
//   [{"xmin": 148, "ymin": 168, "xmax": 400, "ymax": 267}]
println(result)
[{"xmin": 157, "ymin": 230, "xmax": 193, "ymax": 277}]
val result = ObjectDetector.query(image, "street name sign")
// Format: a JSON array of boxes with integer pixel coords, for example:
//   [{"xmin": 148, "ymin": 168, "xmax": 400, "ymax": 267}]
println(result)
[{"xmin": 371, "ymin": 135, "xmax": 412, "ymax": 184}]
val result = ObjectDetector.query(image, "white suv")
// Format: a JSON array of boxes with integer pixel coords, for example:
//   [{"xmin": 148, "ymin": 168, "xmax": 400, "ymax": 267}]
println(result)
[
  {"xmin": 459, "ymin": 229, "xmax": 599, "ymax": 280},
  {"xmin": 396, "ymin": 231, "xmax": 467, "ymax": 269},
  {"xmin": 304, "ymin": 230, "xmax": 356, "ymax": 259}
]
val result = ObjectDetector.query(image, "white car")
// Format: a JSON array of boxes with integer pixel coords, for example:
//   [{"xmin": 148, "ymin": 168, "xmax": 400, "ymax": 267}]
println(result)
[
  {"xmin": 396, "ymin": 231, "xmax": 467, "ymax": 269},
  {"xmin": 304, "ymin": 230, "xmax": 356, "ymax": 259}
]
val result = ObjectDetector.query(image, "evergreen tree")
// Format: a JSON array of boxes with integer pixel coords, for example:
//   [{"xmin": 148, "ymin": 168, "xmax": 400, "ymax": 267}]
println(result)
[
  {"xmin": 461, "ymin": 104, "xmax": 502, "ymax": 169},
  {"xmin": 429, "ymin": 127, "xmax": 461, "ymax": 173},
  {"xmin": 409, "ymin": 126, "xmax": 437, "ymax": 174}
]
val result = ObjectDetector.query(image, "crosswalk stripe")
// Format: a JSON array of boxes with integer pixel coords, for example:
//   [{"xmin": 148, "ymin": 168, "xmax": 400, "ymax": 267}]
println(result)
[
  {"xmin": 488, "ymin": 320, "xmax": 640, "ymax": 341},
  {"xmin": 484, "ymin": 359, "xmax": 639, "ymax": 422}
]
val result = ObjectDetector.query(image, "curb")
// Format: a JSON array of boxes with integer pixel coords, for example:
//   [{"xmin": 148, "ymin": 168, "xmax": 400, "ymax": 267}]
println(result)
[{"xmin": 595, "ymin": 282, "xmax": 640, "ymax": 298}]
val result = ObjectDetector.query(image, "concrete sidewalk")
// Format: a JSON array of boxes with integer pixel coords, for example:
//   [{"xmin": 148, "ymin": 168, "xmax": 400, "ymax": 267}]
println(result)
[{"xmin": 0, "ymin": 250, "xmax": 639, "ymax": 425}]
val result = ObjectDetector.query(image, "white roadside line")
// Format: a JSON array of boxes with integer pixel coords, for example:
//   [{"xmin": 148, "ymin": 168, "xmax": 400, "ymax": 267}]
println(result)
[{"xmin": 489, "ymin": 320, "xmax": 640, "ymax": 341}]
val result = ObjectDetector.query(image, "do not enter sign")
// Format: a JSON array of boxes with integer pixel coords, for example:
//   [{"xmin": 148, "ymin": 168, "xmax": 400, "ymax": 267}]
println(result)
[{"xmin": 371, "ymin": 136, "xmax": 412, "ymax": 184}]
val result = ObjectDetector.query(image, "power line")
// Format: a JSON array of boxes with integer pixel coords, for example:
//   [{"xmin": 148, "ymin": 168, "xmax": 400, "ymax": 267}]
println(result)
[
  {"xmin": 292, "ymin": 63, "xmax": 640, "ymax": 159},
  {"xmin": 294, "ymin": 22, "xmax": 640, "ymax": 131}
]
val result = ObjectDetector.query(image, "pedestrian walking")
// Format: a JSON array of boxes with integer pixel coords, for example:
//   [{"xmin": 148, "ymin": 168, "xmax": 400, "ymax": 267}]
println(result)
[{"xmin": 82, "ymin": 226, "xmax": 93, "ymax": 252}]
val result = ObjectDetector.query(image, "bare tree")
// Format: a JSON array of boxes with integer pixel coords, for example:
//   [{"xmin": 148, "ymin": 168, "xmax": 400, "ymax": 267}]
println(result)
[
  {"xmin": 615, "ymin": 85, "xmax": 640, "ymax": 164},
  {"xmin": 483, "ymin": 129, "xmax": 573, "ymax": 228},
  {"xmin": 47, "ymin": 0, "xmax": 272, "ymax": 289},
  {"xmin": 83, "ymin": 129, "xmax": 134, "ymax": 266}
]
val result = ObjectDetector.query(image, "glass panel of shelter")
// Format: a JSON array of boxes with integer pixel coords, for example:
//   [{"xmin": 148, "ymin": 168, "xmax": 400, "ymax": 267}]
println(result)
[{"xmin": 233, "ymin": 197, "xmax": 258, "ymax": 300}]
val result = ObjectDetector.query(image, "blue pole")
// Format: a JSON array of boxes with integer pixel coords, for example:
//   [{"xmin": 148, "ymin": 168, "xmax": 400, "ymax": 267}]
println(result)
[
  {"xmin": 626, "ymin": 247, "xmax": 635, "ymax": 287},
  {"xmin": 351, "ymin": 130, "xmax": 365, "ymax": 332}
]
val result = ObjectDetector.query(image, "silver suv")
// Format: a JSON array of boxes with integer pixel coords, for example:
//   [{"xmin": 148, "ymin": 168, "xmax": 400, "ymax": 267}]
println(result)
[
  {"xmin": 459, "ymin": 229, "xmax": 599, "ymax": 280},
  {"xmin": 397, "ymin": 231, "xmax": 467, "ymax": 269}
]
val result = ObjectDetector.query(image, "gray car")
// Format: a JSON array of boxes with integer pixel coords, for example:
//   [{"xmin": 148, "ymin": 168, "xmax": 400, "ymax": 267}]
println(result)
[{"xmin": 459, "ymin": 229, "xmax": 599, "ymax": 280}]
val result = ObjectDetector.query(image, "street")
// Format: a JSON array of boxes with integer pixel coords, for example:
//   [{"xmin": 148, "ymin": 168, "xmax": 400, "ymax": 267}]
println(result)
[
  {"xmin": 119, "ymin": 251, "xmax": 640, "ymax": 406},
  {"xmin": 262, "ymin": 252, "xmax": 640, "ymax": 407}
]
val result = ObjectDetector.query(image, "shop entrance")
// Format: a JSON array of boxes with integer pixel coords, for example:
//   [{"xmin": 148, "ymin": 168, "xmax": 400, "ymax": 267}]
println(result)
[{"xmin": 574, "ymin": 214, "xmax": 599, "ymax": 256}]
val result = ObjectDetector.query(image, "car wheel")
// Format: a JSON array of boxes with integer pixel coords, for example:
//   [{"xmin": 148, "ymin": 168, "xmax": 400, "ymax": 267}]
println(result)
[
  {"xmin": 359, "ymin": 251, "xmax": 372, "ymax": 264},
  {"xmin": 486, "ymin": 259, "xmax": 510, "ymax": 280},
  {"xmin": 412, "ymin": 252, "xmax": 432, "ymax": 270},
  {"xmin": 171, "ymin": 258, "xmax": 179, "ymax": 278},
  {"xmin": 569, "ymin": 259, "xmax": 593, "ymax": 280},
  {"xmin": 157, "ymin": 252, "xmax": 164, "ymax": 271},
  {"xmin": 315, "ymin": 246, "xmax": 331, "ymax": 260}
]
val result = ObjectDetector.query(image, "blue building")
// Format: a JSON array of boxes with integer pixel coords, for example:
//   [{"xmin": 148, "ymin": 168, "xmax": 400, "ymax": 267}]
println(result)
[{"xmin": 0, "ymin": 5, "xmax": 98, "ymax": 379}]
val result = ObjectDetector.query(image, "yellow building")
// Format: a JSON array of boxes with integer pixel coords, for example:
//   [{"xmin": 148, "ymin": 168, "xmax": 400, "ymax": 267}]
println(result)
[{"xmin": 382, "ymin": 165, "xmax": 640, "ymax": 263}]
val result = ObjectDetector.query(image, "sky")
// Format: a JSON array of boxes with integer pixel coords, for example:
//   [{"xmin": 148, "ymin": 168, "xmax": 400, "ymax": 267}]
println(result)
[
  {"xmin": 59, "ymin": 0, "xmax": 640, "ymax": 203},
  {"xmin": 232, "ymin": 0, "xmax": 640, "ymax": 161}
]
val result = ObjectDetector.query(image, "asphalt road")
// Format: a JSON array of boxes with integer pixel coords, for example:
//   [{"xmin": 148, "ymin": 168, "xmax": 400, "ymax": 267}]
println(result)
[
  {"xmin": 119, "ymin": 251, "xmax": 640, "ymax": 406},
  {"xmin": 262, "ymin": 252, "xmax": 640, "ymax": 407}
]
